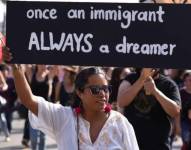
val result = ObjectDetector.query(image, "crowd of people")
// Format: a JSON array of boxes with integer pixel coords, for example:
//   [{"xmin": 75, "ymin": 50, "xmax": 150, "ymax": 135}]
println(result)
[
  {"xmin": 0, "ymin": 57, "xmax": 191, "ymax": 150},
  {"xmin": 0, "ymin": 53, "xmax": 140, "ymax": 150},
  {"xmin": 1, "ymin": 0, "xmax": 191, "ymax": 150}
]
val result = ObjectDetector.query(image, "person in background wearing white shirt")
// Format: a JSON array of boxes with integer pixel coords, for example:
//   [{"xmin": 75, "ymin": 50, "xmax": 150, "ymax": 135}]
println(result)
[
  {"xmin": 0, "ymin": 0, "xmax": 6, "ymax": 35},
  {"xmin": 2, "ymin": 47, "xmax": 139, "ymax": 150}
]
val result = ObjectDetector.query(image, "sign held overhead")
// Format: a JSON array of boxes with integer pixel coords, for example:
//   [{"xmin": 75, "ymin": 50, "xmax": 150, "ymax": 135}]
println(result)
[{"xmin": 6, "ymin": 1, "xmax": 191, "ymax": 68}]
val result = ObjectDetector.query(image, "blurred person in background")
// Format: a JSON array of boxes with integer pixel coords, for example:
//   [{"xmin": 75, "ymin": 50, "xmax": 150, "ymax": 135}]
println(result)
[
  {"xmin": 180, "ymin": 71, "xmax": 191, "ymax": 150},
  {"xmin": 0, "ymin": 71, "xmax": 10, "ymax": 142},
  {"xmin": 29, "ymin": 64, "xmax": 52, "ymax": 150},
  {"xmin": 167, "ymin": 69, "xmax": 185, "ymax": 89},
  {"xmin": 102, "ymin": 67, "xmax": 114, "ymax": 81},
  {"xmin": 167, "ymin": 69, "xmax": 185, "ymax": 145},
  {"xmin": 55, "ymin": 66, "xmax": 78, "ymax": 106},
  {"xmin": 118, "ymin": 68, "xmax": 181, "ymax": 150},
  {"xmin": 0, "ymin": 0, "xmax": 6, "ymax": 35},
  {"xmin": 20, "ymin": 64, "xmax": 34, "ymax": 148},
  {"xmin": 109, "ymin": 67, "xmax": 131, "ymax": 110},
  {"xmin": 0, "ymin": 64, "xmax": 17, "ymax": 133},
  {"xmin": 47, "ymin": 65, "xmax": 59, "ymax": 103}
]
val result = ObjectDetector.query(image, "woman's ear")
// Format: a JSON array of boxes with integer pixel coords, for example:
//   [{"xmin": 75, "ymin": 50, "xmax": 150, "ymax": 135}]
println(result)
[{"xmin": 76, "ymin": 90, "xmax": 83, "ymax": 99}]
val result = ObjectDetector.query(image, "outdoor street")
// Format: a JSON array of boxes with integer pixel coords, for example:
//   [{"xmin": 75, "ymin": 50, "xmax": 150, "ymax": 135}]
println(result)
[{"xmin": 0, "ymin": 112, "xmax": 56, "ymax": 150}]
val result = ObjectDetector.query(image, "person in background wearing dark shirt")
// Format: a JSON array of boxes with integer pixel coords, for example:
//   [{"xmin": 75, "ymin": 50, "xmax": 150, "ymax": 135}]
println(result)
[
  {"xmin": 0, "ymin": 64, "xmax": 17, "ymax": 133},
  {"xmin": 29, "ymin": 64, "xmax": 51, "ymax": 150},
  {"xmin": 180, "ymin": 71, "xmax": 191, "ymax": 150},
  {"xmin": 117, "ymin": 68, "xmax": 181, "ymax": 150},
  {"xmin": 55, "ymin": 66, "xmax": 78, "ymax": 106},
  {"xmin": 109, "ymin": 67, "xmax": 131, "ymax": 110}
]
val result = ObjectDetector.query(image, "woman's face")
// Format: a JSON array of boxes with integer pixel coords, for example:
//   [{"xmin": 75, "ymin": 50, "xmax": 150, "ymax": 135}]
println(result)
[
  {"xmin": 37, "ymin": 65, "xmax": 47, "ymax": 73},
  {"xmin": 79, "ymin": 74, "xmax": 110, "ymax": 113},
  {"xmin": 64, "ymin": 70, "xmax": 73, "ymax": 85}
]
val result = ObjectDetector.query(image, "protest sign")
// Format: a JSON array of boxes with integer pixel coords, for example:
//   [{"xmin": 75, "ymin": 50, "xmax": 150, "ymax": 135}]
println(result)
[{"xmin": 6, "ymin": 1, "xmax": 191, "ymax": 68}]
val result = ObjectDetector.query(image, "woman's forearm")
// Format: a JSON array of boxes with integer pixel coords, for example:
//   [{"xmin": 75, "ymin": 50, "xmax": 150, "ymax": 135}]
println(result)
[{"xmin": 12, "ymin": 64, "xmax": 38, "ymax": 116}]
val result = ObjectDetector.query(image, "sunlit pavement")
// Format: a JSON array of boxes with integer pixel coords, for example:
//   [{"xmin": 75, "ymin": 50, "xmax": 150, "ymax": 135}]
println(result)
[{"xmin": 0, "ymin": 112, "xmax": 57, "ymax": 150}]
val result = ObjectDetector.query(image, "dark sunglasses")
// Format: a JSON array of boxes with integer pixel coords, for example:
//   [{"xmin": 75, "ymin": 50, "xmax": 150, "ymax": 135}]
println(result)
[{"xmin": 84, "ymin": 85, "xmax": 112, "ymax": 95}]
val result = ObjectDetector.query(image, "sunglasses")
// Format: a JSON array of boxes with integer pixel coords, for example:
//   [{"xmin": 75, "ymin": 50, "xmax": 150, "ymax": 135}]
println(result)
[{"xmin": 84, "ymin": 85, "xmax": 112, "ymax": 95}]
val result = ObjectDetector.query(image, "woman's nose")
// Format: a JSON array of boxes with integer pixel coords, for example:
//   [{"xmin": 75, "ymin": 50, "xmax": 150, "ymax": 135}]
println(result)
[{"xmin": 98, "ymin": 89, "xmax": 106, "ymax": 96}]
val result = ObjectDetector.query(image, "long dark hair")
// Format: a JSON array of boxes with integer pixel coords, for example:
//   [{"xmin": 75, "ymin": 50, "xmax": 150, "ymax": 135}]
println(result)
[
  {"xmin": 71, "ymin": 67, "xmax": 106, "ymax": 108},
  {"xmin": 109, "ymin": 67, "xmax": 124, "ymax": 103}
]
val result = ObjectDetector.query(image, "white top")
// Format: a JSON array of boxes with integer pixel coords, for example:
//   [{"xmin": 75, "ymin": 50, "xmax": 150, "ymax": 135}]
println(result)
[{"xmin": 29, "ymin": 96, "xmax": 139, "ymax": 150}]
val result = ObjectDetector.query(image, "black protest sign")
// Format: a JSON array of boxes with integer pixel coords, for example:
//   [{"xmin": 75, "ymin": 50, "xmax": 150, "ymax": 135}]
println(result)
[{"xmin": 6, "ymin": 1, "xmax": 191, "ymax": 68}]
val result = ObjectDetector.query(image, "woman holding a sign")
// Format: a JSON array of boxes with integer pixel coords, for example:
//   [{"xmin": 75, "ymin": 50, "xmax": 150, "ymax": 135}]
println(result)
[{"xmin": 2, "ymin": 47, "xmax": 139, "ymax": 150}]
